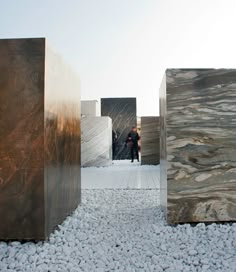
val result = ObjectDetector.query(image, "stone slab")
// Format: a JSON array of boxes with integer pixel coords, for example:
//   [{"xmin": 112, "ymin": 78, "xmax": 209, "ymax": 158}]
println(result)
[
  {"xmin": 81, "ymin": 100, "xmax": 99, "ymax": 117},
  {"xmin": 160, "ymin": 69, "xmax": 236, "ymax": 224},
  {"xmin": 81, "ymin": 116, "xmax": 112, "ymax": 167},
  {"xmin": 101, "ymin": 98, "xmax": 137, "ymax": 160},
  {"xmin": 0, "ymin": 38, "xmax": 81, "ymax": 240},
  {"xmin": 141, "ymin": 116, "xmax": 160, "ymax": 165}
]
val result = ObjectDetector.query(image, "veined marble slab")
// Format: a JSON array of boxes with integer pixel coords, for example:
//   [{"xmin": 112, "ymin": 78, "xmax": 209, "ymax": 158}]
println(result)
[
  {"xmin": 81, "ymin": 117, "xmax": 112, "ymax": 167},
  {"xmin": 141, "ymin": 117, "xmax": 160, "ymax": 165},
  {"xmin": 160, "ymin": 69, "xmax": 236, "ymax": 224},
  {"xmin": 81, "ymin": 100, "xmax": 99, "ymax": 117},
  {"xmin": 0, "ymin": 38, "xmax": 81, "ymax": 240},
  {"xmin": 101, "ymin": 98, "xmax": 137, "ymax": 160}
]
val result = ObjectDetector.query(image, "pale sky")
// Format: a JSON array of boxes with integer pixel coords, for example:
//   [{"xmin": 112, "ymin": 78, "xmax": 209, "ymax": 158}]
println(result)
[{"xmin": 1, "ymin": 0, "xmax": 236, "ymax": 116}]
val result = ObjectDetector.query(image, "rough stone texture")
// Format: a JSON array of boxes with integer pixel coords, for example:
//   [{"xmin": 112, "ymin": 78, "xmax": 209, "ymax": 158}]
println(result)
[
  {"xmin": 81, "ymin": 116, "xmax": 112, "ymax": 167},
  {"xmin": 141, "ymin": 116, "xmax": 160, "ymax": 165},
  {"xmin": 0, "ymin": 38, "xmax": 81, "ymax": 240},
  {"xmin": 160, "ymin": 69, "xmax": 236, "ymax": 224},
  {"xmin": 81, "ymin": 100, "xmax": 99, "ymax": 117},
  {"xmin": 101, "ymin": 98, "xmax": 137, "ymax": 160},
  {"xmin": 0, "ymin": 189, "xmax": 235, "ymax": 272}
]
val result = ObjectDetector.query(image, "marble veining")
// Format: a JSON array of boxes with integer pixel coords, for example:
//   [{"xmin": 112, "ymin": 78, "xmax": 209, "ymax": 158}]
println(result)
[
  {"xmin": 160, "ymin": 69, "xmax": 236, "ymax": 224},
  {"xmin": 101, "ymin": 98, "xmax": 137, "ymax": 160},
  {"xmin": 141, "ymin": 117, "xmax": 160, "ymax": 165},
  {"xmin": 0, "ymin": 38, "xmax": 81, "ymax": 240},
  {"xmin": 81, "ymin": 117, "xmax": 112, "ymax": 167}
]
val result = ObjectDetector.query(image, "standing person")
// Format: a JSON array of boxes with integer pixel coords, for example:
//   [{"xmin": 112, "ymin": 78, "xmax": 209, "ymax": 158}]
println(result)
[
  {"xmin": 126, "ymin": 126, "xmax": 140, "ymax": 163},
  {"xmin": 112, "ymin": 129, "xmax": 118, "ymax": 160}
]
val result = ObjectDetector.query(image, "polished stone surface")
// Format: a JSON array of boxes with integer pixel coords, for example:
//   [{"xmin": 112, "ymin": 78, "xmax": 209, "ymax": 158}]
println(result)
[
  {"xmin": 0, "ymin": 38, "xmax": 81, "ymax": 240},
  {"xmin": 160, "ymin": 69, "xmax": 236, "ymax": 224},
  {"xmin": 141, "ymin": 117, "xmax": 160, "ymax": 165},
  {"xmin": 81, "ymin": 100, "xmax": 99, "ymax": 117},
  {"xmin": 81, "ymin": 116, "xmax": 112, "ymax": 167},
  {"xmin": 82, "ymin": 160, "xmax": 160, "ymax": 189},
  {"xmin": 101, "ymin": 98, "xmax": 137, "ymax": 160}
]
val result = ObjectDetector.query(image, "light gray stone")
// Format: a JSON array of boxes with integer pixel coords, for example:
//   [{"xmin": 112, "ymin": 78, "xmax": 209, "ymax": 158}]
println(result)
[
  {"xmin": 81, "ymin": 100, "xmax": 99, "ymax": 117},
  {"xmin": 81, "ymin": 116, "xmax": 112, "ymax": 167}
]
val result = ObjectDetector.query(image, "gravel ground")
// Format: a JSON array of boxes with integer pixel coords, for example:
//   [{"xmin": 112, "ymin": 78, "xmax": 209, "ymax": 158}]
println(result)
[{"xmin": 0, "ymin": 189, "xmax": 236, "ymax": 272}]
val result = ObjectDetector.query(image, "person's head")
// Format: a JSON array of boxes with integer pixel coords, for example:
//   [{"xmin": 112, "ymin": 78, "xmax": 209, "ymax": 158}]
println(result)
[{"xmin": 131, "ymin": 126, "xmax": 137, "ymax": 132}]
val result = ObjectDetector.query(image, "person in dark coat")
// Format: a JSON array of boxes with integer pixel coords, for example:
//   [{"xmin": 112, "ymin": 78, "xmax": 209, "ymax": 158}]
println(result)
[
  {"xmin": 126, "ymin": 126, "xmax": 140, "ymax": 162},
  {"xmin": 112, "ymin": 129, "xmax": 118, "ymax": 160}
]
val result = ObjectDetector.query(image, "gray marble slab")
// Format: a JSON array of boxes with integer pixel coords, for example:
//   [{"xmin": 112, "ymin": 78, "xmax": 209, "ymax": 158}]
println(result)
[
  {"xmin": 101, "ymin": 98, "xmax": 137, "ymax": 160},
  {"xmin": 81, "ymin": 100, "xmax": 99, "ymax": 117},
  {"xmin": 81, "ymin": 116, "xmax": 112, "ymax": 167},
  {"xmin": 160, "ymin": 69, "xmax": 236, "ymax": 224},
  {"xmin": 141, "ymin": 117, "xmax": 160, "ymax": 165}
]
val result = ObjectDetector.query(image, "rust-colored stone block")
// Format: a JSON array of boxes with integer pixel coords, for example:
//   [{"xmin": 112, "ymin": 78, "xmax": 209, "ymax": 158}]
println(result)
[{"xmin": 0, "ymin": 38, "xmax": 81, "ymax": 240}]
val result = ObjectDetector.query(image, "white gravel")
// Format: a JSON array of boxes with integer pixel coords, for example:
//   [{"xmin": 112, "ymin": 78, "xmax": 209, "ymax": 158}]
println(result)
[{"xmin": 0, "ymin": 189, "xmax": 236, "ymax": 272}]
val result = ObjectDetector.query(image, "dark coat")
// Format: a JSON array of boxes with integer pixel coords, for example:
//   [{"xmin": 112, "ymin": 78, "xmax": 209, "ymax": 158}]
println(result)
[
  {"xmin": 126, "ymin": 131, "xmax": 140, "ymax": 145},
  {"xmin": 112, "ymin": 130, "xmax": 117, "ymax": 144}
]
